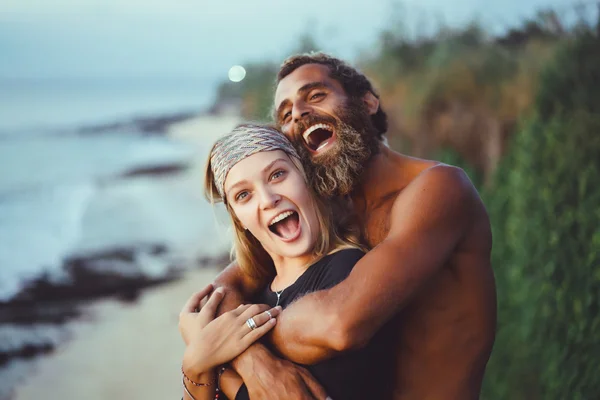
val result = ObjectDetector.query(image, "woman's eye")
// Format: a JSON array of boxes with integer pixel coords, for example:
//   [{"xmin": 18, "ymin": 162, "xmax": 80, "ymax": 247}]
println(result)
[
  {"xmin": 270, "ymin": 170, "xmax": 286, "ymax": 181},
  {"xmin": 282, "ymin": 111, "xmax": 291, "ymax": 122},
  {"xmin": 235, "ymin": 191, "xmax": 249, "ymax": 201}
]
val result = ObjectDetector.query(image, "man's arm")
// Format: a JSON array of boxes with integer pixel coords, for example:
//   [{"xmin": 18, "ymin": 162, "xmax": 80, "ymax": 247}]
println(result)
[
  {"xmin": 212, "ymin": 261, "xmax": 265, "ymax": 315},
  {"xmin": 268, "ymin": 165, "xmax": 483, "ymax": 364}
]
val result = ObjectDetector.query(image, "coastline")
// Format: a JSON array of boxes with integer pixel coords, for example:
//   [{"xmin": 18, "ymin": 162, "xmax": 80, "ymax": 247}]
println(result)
[
  {"xmin": 12, "ymin": 267, "xmax": 220, "ymax": 400},
  {"xmin": 2, "ymin": 112, "xmax": 240, "ymax": 399}
]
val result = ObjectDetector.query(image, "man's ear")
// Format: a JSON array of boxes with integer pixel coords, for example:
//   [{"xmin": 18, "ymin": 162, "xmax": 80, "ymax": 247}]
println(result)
[{"xmin": 363, "ymin": 91, "xmax": 379, "ymax": 115}]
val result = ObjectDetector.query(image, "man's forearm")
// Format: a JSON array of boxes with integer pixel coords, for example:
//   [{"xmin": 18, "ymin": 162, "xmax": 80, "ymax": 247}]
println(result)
[
  {"xmin": 212, "ymin": 261, "xmax": 263, "ymax": 316},
  {"xmin": 231, "ymin": 341, "xmax": 278, "ymax": 378},
  {"xmin": 268, "ymin": 290, "xmax": 343, "ymax": 365},
  {"xmin": 267, "ymin": 245, "xmax": 409, "ymax": 364}
]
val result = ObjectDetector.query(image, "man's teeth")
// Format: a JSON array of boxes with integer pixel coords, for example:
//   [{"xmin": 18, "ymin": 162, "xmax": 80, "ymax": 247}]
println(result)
[
  {"xmin": 302, "ymin": 124, "xmax": 332, "ymax": 142},
  {"xmin": 269, "ymin": 211, "xmax": 294, "ymax": 226},
  {"xmin": 317, "ymin": 141, "xmax": 329, "ymax": 151}
]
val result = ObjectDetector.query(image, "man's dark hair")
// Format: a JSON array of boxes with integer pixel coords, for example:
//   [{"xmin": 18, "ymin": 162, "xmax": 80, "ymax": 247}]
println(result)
[{"xmin": 277, "ymin": 52, "xmax": 388, "ymax": 140}]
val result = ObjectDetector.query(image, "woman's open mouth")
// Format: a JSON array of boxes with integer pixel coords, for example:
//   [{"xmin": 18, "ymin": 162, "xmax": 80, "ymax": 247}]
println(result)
[
  {"xmin": 268, "ymin": 210, "xmax": 301, "ymax": 242},
  {"xmin": 302, "ymin": 124, "xmax": 337, "ymax": 153}
]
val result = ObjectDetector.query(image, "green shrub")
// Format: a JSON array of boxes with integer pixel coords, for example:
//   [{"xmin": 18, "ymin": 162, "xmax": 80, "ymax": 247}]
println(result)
[{"xmin": 482, "ymin": 31, "xmax": 600, "ymax": 399}]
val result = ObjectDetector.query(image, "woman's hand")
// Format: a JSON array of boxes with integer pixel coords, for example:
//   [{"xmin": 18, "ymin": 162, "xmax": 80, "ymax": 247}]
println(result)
[{"xmin": 179, "ymin": 284, "xmax": 282, "ymax": 380}]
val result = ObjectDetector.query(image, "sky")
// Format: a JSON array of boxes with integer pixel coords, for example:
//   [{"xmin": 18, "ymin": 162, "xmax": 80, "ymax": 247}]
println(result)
[{"xmin": 0, "ymin": 0, "xmax": 580, "ymax": 82}]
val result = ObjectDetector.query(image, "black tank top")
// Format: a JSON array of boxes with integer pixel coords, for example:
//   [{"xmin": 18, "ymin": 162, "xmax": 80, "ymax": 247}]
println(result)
[{"xmin": 232, "ymin": 248, "xmax": 393, "ymax": 400}]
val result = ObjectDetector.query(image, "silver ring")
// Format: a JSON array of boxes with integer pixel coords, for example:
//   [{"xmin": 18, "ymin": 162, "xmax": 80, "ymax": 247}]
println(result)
[
  {"xmin": 246, "ymin": 317, "xmax": 257, "ymax": 330},
  {"xmin": 265, "ymin": 310, "xmax": 273, "ymax": 319}
]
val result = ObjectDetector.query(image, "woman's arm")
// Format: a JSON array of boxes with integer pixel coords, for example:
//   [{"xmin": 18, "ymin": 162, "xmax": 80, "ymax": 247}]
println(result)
[
  {"xmin": 210, "ymin": 264, "xmax": 328, "ymax": 400},
  {"xmin": 179, "ymin": 285, "xmax": 281, "ymax": 399},
  {"xmin": 182, "ymin": 368, "xmax": 244, "ymax": 400},
  {"xmin": 182, "ymin": 368, "xmax": 217, "ymax": 400}
]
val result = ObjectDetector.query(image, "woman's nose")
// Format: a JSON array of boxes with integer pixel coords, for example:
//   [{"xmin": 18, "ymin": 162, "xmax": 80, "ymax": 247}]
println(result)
[{"xmin": 259, "ymin": 188, "xmax": 281, "ymax": 210}]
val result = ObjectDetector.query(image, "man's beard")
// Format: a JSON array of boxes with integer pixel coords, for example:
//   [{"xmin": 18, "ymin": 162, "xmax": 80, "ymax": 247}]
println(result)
[{"xmin": 292, "ymin": 98, "xmax": 380, "ymax": 198}]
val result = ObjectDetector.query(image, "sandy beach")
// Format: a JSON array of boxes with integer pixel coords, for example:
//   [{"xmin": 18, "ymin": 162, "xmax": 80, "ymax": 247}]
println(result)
[
  {"xmin": 13, "ymin": 268, "xmax": 219, "ymax": 400},
  {"xmin": 9, "ymin": 114, "xmax": 240, "ymax": 400}
]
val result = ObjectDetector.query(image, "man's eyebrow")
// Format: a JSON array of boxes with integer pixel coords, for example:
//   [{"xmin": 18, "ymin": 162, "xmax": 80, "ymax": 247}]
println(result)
[
  {"xmin": 226, "ymin": 158, "xmax": 289, "ymax": 196},
  {"xmin": 297, "ymin": 81, "xmax": 329, "ymax": 94},
  {"xmin": 276, "ymin": 81, "xmax": 330, "ymax": 118}
]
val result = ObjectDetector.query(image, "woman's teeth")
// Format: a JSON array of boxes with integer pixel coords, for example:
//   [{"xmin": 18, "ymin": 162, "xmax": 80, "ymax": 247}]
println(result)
[{"xmin": 269, "ymin": 210, "xmax": 295, "ymax": 226}]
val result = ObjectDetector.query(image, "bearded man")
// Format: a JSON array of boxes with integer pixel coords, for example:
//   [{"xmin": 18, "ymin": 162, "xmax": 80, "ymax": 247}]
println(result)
[{"xmin": 202, "ymin": 53, "xmax": 497, "ymax": 400}]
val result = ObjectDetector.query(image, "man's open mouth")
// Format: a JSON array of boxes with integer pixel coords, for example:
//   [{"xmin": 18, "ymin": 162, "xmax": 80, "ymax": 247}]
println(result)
[
  {"xmin": 302, "ymin": 124, "xmax": 336, "ymax": 152},
  {"xmin": 268, "ymin": 210, "xmax": 301, "ymax": 241}
]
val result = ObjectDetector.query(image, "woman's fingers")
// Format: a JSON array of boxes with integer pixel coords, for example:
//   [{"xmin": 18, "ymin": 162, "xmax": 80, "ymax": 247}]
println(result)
[
  {"xmin": 239, "ymin": 306, "xmax": 281, "ymax": 348},
  {"xmin": 199, "ymin": 287, "xmax": 225, "ymax": 320},
  {"xmin": 238, "ymin": 303, "xmax": 271, "ymax": 322},
  {"xmin": 180, "ymin": 284, "xmax": 213, "ymax": 314},
  {"xmin": 232, "ymin": 303, "xmax": 252, "ymax": 317},
  {"xmin": 244, "ymin": 306, "xmax": 281, "ymax": 331},
  {"xmin": 241, "ymin": 314, "xmax": 277, "ymax": 346}
]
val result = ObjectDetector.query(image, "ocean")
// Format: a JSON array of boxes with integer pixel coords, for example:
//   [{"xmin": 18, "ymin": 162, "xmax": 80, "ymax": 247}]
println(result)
[{"xmin": 0, "ymin": 77, "xmax": 231, "ymax": 302}]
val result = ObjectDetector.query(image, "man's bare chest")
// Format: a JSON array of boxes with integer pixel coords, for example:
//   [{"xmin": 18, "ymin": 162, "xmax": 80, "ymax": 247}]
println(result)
[{"xmin": 361, "ymin": 194, "xmax": 398, "ymax": 247}]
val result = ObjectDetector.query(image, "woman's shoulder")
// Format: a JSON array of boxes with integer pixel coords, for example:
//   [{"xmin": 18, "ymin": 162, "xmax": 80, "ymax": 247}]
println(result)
[
  {"xmin": 309, "ymin": 248, "xmax": 366, "ymax": 289},
  {"xmin": 324, "ymin": 247, "xmax": 366, "ymax": 267}
]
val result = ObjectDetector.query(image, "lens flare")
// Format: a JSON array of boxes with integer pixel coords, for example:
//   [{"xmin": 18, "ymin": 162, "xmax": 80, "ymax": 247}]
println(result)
[{"xmin": 228, "ymin": 65, "xmax": 246, "ymax": 82}]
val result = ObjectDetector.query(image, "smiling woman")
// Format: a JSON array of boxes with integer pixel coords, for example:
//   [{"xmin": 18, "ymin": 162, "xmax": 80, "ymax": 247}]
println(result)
[
  {"xmin": 223, "ymin": 150, "xmax": 321, "ymax": 277},
  {"xmin": 203, "ymin": 123, "xmax": 362, "ymax": 282},
  {"xmin": 177, "ymin": 123, "xmax": 392, "ymax": 400}
]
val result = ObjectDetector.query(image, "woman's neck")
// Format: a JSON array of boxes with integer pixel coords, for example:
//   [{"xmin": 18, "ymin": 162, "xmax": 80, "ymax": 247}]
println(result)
[{"xmin": 269, "ymin": 253, "xmax": 315, "ymax": 292}]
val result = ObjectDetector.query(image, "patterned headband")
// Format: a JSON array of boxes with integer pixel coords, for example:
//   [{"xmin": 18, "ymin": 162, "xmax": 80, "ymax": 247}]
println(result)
[{"xmin": 210, "ymin": 124, "xmax": 300, "ymax": 198}]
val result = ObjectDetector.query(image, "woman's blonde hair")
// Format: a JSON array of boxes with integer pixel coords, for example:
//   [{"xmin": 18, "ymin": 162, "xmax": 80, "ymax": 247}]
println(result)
[{"xmin": 204, "ymin": 124, "xmax": 365, "ymax": 281}]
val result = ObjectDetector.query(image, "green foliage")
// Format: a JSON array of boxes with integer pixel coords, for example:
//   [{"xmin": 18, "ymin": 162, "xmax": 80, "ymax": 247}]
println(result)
[
  {"xmin": 361, "ymin": 14, "xmax": 561, "ymax": 171},
  {"xmin": 482, "ymin": 31, "xmax": 600, "ymax": 399},
  {"xmin": 536, "ymin": 31, "xmax": 600, "ymax": 119},
  {"xmin": 433, "ymin": 147, "xmax": 483, "ymax": 188}
]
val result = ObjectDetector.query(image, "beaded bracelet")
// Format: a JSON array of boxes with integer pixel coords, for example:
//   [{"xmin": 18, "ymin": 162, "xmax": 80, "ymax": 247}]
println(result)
[
  {"xmin": 214, "ymin": 366, "xmax": 227, "ymax": 399},
  {"xmin": 181, "ymin": 366, "xmax": 226, "ymax": 400},
  {"xmin": 182, "ymin": 375, "xmax": 198, "ymax": 400},
  {"xmin": 182, "ymin": 366, "xmax": 215, "ymax": 387}
]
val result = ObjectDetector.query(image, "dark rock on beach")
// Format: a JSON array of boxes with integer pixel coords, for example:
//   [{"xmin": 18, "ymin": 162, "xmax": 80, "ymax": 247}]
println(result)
[
  {"xmin": 77, "ymin": 111, "xmax": 198, "ymax": 136},
  {"xmin": 3, "ymin": 243, "xmax": 178, "ymax": 310},
  {"xmin": 0, "ymin": 242, "xmax": 182, "ymax": 369},
  {"xmin": 196, "ymin": 253, "xmax": 232, "ymax": 271},
  {"xmin": 0, "ymin": 241, "xmax": 228, "ymax": 371},
  {"xmin": 118, "ymin": 162, "xmax": 189, "ymax": 178}
]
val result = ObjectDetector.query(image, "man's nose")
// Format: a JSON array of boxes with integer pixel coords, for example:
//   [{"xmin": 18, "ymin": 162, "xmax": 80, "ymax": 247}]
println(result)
[{"xmin": 292, "ymin": 102, "xmax": 311, "ymax": 123}]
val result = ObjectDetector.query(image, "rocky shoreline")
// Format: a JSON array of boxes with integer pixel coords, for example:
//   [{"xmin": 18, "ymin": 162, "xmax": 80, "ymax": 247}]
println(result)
[
  {"xmin": 76, "ymin": 111, "xmax": 199, "ymax": 136},
  {"xmin": 1, "ymin": 111, "xmax": 239, "ymax": 399},
  {"xmin": 0, "ymin": 243, "xmax": 229, "ymax": 369}
]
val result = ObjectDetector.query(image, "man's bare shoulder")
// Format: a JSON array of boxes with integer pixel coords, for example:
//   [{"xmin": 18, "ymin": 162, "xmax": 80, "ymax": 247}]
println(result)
[
  {"xmin": 388, "ymin": 163, "xmax": 482, "ymax": 235},
  {"xmin": 394, "ymin": 163, "xmax": 477, "ymax": 206}
]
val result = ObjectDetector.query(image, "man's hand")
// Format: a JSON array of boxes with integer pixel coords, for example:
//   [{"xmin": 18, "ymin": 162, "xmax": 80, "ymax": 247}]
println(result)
[{"xmin": 233, "ymin": 344, "xmax": 328, "ymax": 400}]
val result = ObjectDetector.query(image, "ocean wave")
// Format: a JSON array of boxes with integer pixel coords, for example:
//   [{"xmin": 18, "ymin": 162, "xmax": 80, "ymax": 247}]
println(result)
[{"xmin": 0, "ymin": 181, "xmax": 96, "ymax": 301}]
